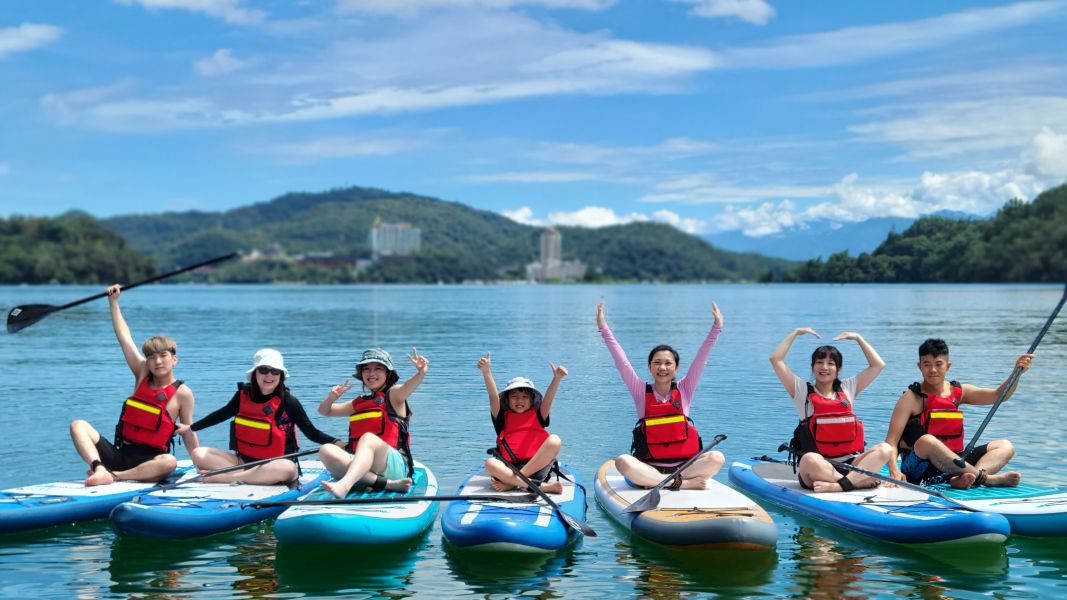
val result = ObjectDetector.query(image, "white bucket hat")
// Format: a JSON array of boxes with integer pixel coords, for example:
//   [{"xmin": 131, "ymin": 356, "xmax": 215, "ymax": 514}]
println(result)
[
  {"xmin": 246, "ymin": 348, "xmax": 289, "ymax": 378},
  {"xmin": 499, "ymin": 376, "xmax": 543, "ymax": 408}
]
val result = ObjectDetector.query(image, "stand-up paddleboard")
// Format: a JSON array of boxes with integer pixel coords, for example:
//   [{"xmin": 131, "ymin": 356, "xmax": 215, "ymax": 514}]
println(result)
[
  {"xmin": 729, "ymin": 461, "xmax": 1010, "ymax": 545},
  {"xmin": 441, "ymin": 464, "xmax": 587, "ymax": 553},
  {"xmin": 274, "ymin": 460, "xmax": 439, "ymax": 545},
  {"xmin": 109, "ymin": 460, "xmax": 329, "ymax": 538},
  {"xmin": 594, "ymin": 460, "xmax": 776, "ymax": 549},
  {"xmin": 0, "ymin": 461, "xmax": 195, "ymax": 535},
  {"xmin": 931, "ymin": 482, "xmax": 1067, "ymax": 537}
]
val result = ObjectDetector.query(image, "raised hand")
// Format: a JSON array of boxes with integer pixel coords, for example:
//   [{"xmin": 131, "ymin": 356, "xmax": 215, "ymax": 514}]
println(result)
[
  {"xmin": 834, "ymin": 332, "xmax": 861, "ymax": 342},
  {"xmin": 711, "ymin": 302, "xmax": 723, "ymax": 328},
  {"xmin": 596, "ymin": 300, "xmax": 606, "ymax": 327},
  {"xmin": 550, "ymin": 362, "xmax": 569, "ymax": 379},
  {"xmin": 328, "ymin": 378, "xmax": 353, "ymax": 401},
  {"xmin": 106, "ymin": 283, "xmax": 122, "ymax": 301},
  {"xmin": 1016, "ymin": 353, "xmax": 1034, "ymax": 372},
  {"xmin": 408, "ymin": 347, "xmax": 429, "ymax": 373},
  {"xmin": 477, "ymin": 352, "xmax": 492, "ymax": 374},
  {"xmin": 795, "ymin": 327, "xmax": 820, "ymax": 339}
]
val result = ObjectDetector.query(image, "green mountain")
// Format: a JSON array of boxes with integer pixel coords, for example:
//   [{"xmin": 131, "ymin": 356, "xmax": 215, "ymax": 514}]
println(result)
[
  {"xmin": 101, "ymin": 186, "xmax": 793, "ymax": 283},
  {"xmin": 785, "ymin": 183, "xmax": 1067, "ymax": 283},
  {"xmin": 0, "ymin": 212, "xmax": 155, "ymax": 284}
]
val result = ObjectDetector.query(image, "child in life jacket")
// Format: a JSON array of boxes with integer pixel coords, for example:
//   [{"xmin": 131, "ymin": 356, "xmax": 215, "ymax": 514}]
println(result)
[
  {"xmin": 597, "ymin": 300, "xmax": 724, "ymax": 490},
  {"xmin": 71, "ymin": 284, "xmax": 199, "ymax": 486},
  {"xmin": 174, "ymin": 348, "xmax": 340, "ymax": 484},
  {"xmin": 884, "ymin": 338, "xmax": 1030, "ymax": 489},
  {"xmin": 317, "ymin": 347, "xmax": 428, "ymax": 499},
  {"xmin": 478, "ymin": 352, "xmax": 567, "ymax": 494},
  {"xmin": 770, "ymin": 327, "xmax": 892, "ymax": 493}
]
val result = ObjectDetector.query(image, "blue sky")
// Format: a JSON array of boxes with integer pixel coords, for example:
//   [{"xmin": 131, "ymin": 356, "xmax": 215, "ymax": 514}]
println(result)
[{"xmin": 2, "ymin": 1, "xmax": 1066, "ymax": 239}]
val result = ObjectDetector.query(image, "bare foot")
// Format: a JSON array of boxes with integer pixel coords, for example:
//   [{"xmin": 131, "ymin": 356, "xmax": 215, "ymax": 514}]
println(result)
[
  {"xmin": 949, "ymin": 472, "xmax": 977, "ymax": 489},
  {"xmin": 490, "ymin": 477, "xmax": 518, "ymax": 492},
  {"xmin": 85, "ymin": 468, "xmax": 115, "ymax": 487},
  {"xmin": 322, "ymin": 480, "xmax": 351, "ymax": 499},
  {"xmin": 812, "ymin": 480, "xmax": 844, "ymax": 493},
  {"xmin": 983, "ymin": 471, "xmax": 1022, "ymax": 487},
  {"xmin": 384, "ymin": 478, "xmax": 412, "ymax": 493},
  {"xmin": 539, "ymin": 480, "xmax": 564, "ymax": 494},
  {"xmin": 679, "ymin": 477, "xmax": 709, "ymax": 490}
]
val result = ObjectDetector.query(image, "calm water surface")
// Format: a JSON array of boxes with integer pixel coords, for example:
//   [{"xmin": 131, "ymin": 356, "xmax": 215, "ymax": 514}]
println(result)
[{"xmin": 1, "ymin": 284, "xmax": 1065, "ymax": 598}]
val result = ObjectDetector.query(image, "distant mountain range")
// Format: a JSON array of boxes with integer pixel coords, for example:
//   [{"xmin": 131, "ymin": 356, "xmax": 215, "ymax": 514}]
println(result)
[{"xmin": 706, "ymin": 211, "xmax": 978, "ymax": 260}]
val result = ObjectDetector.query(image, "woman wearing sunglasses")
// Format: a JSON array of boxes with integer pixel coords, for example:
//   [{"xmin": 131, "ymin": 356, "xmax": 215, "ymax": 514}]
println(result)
[{"xmin": 175, "ymin": 348, "xmax": 340, "ymax": 484}]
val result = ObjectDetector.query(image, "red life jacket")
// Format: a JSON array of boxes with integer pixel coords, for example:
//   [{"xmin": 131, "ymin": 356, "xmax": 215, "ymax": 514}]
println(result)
[
  {"xmin": 798, "ymin": 383, "xmax": 865, "ymax": 458},
  {"xmin": 496, "ymin": 409, "xmax": 549, "ymax": 464},
  {"xmin": 909, "ymin": 381, "xmax": 965, "ymax": 452},
  {"xmin": 631, "ymin": 383, "xmax": 702, "ymax": 462},
  {"xmin": 348, "ymin": 391, "xmax": 403, "ymax": 452},
  {"xmin": 232, "ymin": 384, "xmax": 293, "ymax": 461},
  {"xmin": 116, "ymin": 378, "xmax": 181, "ymax": 451}
]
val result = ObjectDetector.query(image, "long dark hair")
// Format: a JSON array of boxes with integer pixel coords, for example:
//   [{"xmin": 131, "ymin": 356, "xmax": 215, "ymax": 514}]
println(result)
[{"xmin": 811, "ymin": 345, "xmax": 843, "ymax": 392}]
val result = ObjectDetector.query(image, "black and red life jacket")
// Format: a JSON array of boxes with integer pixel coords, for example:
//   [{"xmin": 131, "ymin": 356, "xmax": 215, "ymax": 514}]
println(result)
[
  {"xmin": 231, "ymin": 384, "xmax": 294, "ymax": 461},
  {"xmin": 792, "ymin": 383, "xmax": 865, "ymax": 458},
  {"xmin": 496, "ymin": 409, "xmax": 550, "ymax": 464},
  {"xmin": 347, "ymin": 390, "xmax": 413, "ymax": 477},
  {"xmin": 907, "ymin": 381, "xmax": 965, "ymax": 453},
  {"xmin": 631, "ymin": 383, "xmax": 702, "ymax": 462},
  {"xmin": 116, "ymin": 377, "xmax": 181, "ymax": 451}
]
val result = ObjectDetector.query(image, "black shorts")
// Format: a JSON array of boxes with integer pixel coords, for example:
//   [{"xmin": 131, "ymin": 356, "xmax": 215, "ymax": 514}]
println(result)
[
  {"xmin": 95, "ymin": 437, "xmax": 166, "ymax": 472},
  {"xmin": 900, "ymin": 444, "xmax": 989, "ymax": 485},
  {"xmin": 798, "ymin": 455, "xmax": 856, "ymax": 490}
]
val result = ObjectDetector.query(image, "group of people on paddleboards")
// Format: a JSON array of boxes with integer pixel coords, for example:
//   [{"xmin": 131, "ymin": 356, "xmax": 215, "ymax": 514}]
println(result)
[{"xmin": 70, "ymin": 284, "xmax": 1035, "ymax": 498}]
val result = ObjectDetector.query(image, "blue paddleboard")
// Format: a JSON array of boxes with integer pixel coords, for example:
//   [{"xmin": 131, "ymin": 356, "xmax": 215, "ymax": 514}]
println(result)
[
  {"xmin": 729, "ymin": 461, "xmax": 1010, "ymax": 545},
  {"xmin": 109, "ymin": 460, "xmax": 329, "ymax": 538},
  {"xmin": 274, "ymin": 460, "xmax": 439, "ymax": 545},
  {"xmin": 441, "ymin": 464, "xmax": 587, "ymax": 553}
]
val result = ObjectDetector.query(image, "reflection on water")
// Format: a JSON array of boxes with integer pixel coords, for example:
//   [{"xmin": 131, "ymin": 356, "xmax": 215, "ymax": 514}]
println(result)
[
  {"xmin": 442, "ymin": 538, "xmax": 578, "ymax": 598},
  {"xmin": 275, "ymin": 535, "xmax": 426, "ymax": 597},
  {"xmin": 788, "ymin": 527, "xmax": 868, "ymax": 599}
]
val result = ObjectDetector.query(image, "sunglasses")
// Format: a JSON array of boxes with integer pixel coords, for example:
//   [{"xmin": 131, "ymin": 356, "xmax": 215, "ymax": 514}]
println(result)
[{"xmin": 256, "ymin": 366, "xmax": 282, "ymax": 376}]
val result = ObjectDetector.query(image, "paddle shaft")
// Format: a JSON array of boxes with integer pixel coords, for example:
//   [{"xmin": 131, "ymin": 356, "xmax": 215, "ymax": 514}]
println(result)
[
  {"xmin": 496, "ymin": 441, "xmax": 596, "ymax": 536},
  {"xmin": 57, "ymin": 253, "xmax": 238, "ymax": 311},
  {"xmin": 624, "ymin": 433, "xmax": 726, "ymax": 513},
  {"xmin": 958, "ymin": 282, "xmax": 1067, "ymax": 463},
  {"xmin": 753, "ymin": 455, "xmax": 975, "ymax": 511},
  {"xmin": 248, "ymin": 493, "xmax": 537, "ymax": 509},
  {"xmin": 158, "ymin": 447, "xmax": 318, "ymax": 491}
]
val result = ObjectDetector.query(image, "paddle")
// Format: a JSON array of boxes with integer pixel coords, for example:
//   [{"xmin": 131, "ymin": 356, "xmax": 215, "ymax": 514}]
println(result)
[
  {"xmin": 246, "ymin": 493, "xmax": 537, "ymax": 509},
  {"xmin": 6, "ymin": 252, "xmax": 238, "ymax": 333},
  {"xmin": 495, "ymin": 441, "xmax": 596, "ymax": 537},
  {"xmin": 753, "ymin": 454, "xmax": 978, "ymax": 512},
  {"xmin": 154, "ymin": 447, "xmax": 319, "ymax": 492},
  {"xmin": 954, "ymin": 282, "xmax": 1067, "ymax": 467},
  {"xmin": 624, "ymin": 433, "xmax": 727, "ymax": 513}
]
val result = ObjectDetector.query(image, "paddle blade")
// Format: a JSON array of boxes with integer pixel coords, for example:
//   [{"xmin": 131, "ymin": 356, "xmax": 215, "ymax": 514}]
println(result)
[
  {"xmin": 7, "ymin": 304, "xmax": 59, "ymax": 333},
  {"xmin": 623, "ymin": 488, "xmax": 661, "ymax": 513}
]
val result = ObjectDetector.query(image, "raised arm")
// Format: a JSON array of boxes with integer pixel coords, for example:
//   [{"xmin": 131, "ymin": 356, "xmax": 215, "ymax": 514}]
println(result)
[
  {"xmin": 834, "ymin": 332, "xmax": 885, "ymax": 395},
  {"xmin": 539, "ymin": 362, "xmax": 568, "ymax": 419},
  {"xmin": 107, "ymin": 284, "xmax": 146, "ymax": 379},
  {"xmin": 678, "ymin": 302, "xmax": 724, "ymax": 400},
  {"xmin": 597, "ymin": 301, "xmax": 645, "ymax": 404},
  {"xmin": 961, "ymin": 353, "xmax": 1034, "ymax": 405},
  {"xmin": 390, "ymin": 347, "xmax": 429, "ymax": 405},
  {"xmin": 477, "ymin": 352, "xmax": 501, "ymax": 418},
  {"xmin": 318, "ymin": 378, "xmax": 355, "ymax": 417},
  {"xmin": 770, "ymin": 327, "xmax": 819, "ymax": 392}
]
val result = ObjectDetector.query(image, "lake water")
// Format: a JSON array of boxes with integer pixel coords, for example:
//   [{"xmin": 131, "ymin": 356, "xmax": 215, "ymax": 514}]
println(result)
[{"xmin": 1, "ymin": 283, "xmax": 1065, "ymax": 598}]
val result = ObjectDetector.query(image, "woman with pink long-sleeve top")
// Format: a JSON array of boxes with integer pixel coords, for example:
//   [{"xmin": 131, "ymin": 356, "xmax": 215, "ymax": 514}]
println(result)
[{"xmin": 597, "ymin": 300, "xmax": 725, "ymax": 490}]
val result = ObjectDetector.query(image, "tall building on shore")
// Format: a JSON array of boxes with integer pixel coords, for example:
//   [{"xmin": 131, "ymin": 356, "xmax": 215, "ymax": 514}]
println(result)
[
  {"xmin": 369, "ymin": 218, "xmax": 421, "ymax": 260},
  {"xmin": 527, "ymin": 227, "xmax": 586, "ymax": 282}
]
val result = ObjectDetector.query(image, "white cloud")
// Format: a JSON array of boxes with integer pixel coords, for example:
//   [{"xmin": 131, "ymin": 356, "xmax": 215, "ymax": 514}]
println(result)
[
  {"xmin": 715, "ymin": 199, "xmax": 801, "ymax": 237},
  {"xmin": 501, "ymin": 206, "xmax": 542, "ymax": 225},
  {"xmin": 0, "ymin": 23, "xmax": 63, "ymax": 59},
  {"xmin": 115, "ymin": 0, "xmax": 266, "ymax": 25},
  {"xmin": 670, "ymin": 0, "xmax": 775, "ymax": 25},
  {"xmin": 337, "ymin": 0, "xmax": 614, "ymax": 15},
  {"xmin": 248, "ymin": 134, "xmax": 434, "ymax": 161},
  {"xmin": 500, "ymin": 205, "xmax": 707, "ymax": 233},
  {"xmin": 1023, "ymin": 127, "xmax": 1067, "ymax": 179},
  {"xmin": 641, "ymin": 173, "xmax": 828, "ymax": 204},
  {"xmin": 718, "ymin": 1, "xmax": 1067, "ymax": 69},
  {"xmin": 195, "ymin": 49, "xmax": 248, "ymax": 77},
  {"xmin": 651, "ymin": 209, "xmax": 707, "ymax": 234}
]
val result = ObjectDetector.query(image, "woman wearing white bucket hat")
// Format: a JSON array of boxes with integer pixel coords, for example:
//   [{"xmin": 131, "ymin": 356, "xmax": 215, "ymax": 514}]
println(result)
[
  {"xmin": 317, "ymin": 347, "xmax": 429, "ymax": 498},
  {"xmin": 175, "ymin": 348, "xmax": 340, "ymax": 484},
  {"xmin": 478, "ymin": 353, "xmax": 569, "ymax": 494}
]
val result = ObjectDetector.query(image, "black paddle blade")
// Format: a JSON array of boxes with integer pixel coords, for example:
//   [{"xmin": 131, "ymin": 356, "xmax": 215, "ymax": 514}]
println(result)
[
  {"xmin": 7, "ymin": 304, "xmax": 58, "ymax": 333},
  {"xmin": 624, "ymin": 488, "xmax": 662, "ymax": 513}
]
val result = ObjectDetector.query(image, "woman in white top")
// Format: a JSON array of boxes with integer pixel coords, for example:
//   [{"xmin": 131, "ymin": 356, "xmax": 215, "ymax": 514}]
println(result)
[{"xmin": 770, "ymin": 328, "xmax": 892, "ymax": 493}]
